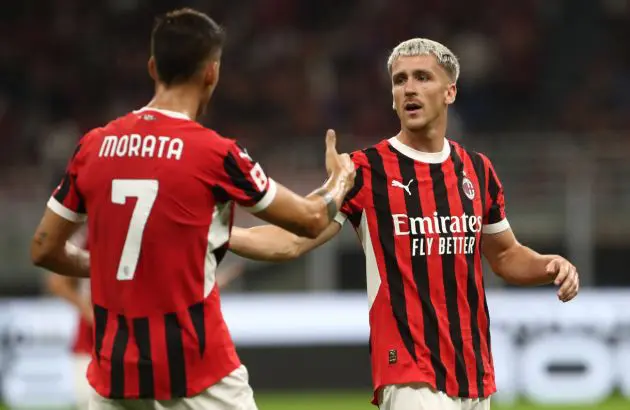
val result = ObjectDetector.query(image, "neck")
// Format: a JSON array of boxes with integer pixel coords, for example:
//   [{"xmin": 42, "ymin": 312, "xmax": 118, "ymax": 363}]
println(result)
[
  {"xmin": 146, "ymin": 83, "xmax": 202, "ymax": 121},
  {"xmin": 397, "ymin": 112, "xmax": 448, "ymax": 152}
]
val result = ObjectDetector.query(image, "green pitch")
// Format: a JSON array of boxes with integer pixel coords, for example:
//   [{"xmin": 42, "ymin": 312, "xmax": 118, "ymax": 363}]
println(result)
[
  {"xmin": 0, "ymin": 393, "xmax": 628, "ymax": 409},
  {"xmin": 255, "ymin": 391, "xmax": 630, "ymax": 410}
]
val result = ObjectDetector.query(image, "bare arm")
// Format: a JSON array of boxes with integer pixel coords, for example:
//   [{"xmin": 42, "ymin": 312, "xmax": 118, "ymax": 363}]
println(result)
[
  {"xmin": 47, "ymin": 273, "xmax": 93, "ymax": 323},
  {"xmin": 230, "ymin": 222, "xmax": 342, "ymax": 262},
  {"xmin": 31, "ymin": 208, "xmax": 90, "ymax": 278},
  {"xmin": 482, "ymin": 228, "xmax": 579, "ymax": 301},
  {"xmin": 215, "ymin": 262, "xmax": 247, "ymax": 288}
]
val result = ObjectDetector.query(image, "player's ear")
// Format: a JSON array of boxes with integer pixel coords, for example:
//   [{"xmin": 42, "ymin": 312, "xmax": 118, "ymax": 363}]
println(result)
[
  {"xmin": 148, "ymin": 57, "xmax": 159, "ymax": 82},
  {"xmin": 445, "ymin": 83, "xmax": 457, "ymax": 105},
  {"xmin": 204, "ymin": 61, "xmax": 220, "ymax": 88}
]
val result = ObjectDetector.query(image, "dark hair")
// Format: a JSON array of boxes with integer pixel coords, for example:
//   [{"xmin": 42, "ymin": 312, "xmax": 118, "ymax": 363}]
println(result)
[{"xmin": 151, "ymin": 8, "xmax": 225, "ymax": 86}]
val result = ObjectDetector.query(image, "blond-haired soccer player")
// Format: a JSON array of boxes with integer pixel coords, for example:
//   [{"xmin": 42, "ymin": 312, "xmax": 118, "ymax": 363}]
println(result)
[{"xmin": 229, "ymin": 38, "xmax": 579, "ymax": 410}]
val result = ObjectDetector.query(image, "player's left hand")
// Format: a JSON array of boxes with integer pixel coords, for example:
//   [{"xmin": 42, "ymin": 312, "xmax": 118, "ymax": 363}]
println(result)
[{"xmin": 546, "ymin": 257, "xmax": 579, "ymax": 302}]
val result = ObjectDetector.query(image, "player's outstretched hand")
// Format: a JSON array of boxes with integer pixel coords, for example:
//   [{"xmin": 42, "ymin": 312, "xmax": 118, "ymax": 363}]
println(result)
[
  {"xmin": 546, "ymin": 257, "xmax": 579, "ymax": 302},
  {"xmin": 325, "ymin": 129, "xmax": 355, "ymax": 184}
]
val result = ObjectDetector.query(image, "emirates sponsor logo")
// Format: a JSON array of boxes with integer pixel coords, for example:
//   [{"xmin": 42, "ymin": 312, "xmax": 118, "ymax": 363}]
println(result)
[{"xmin": 392, "ymin": 212, "xmax": 481, "ymax": 256}]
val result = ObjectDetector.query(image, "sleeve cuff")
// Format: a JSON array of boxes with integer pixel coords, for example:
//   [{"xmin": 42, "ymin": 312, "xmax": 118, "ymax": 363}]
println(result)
[
  {"xmin": 47, "ymin": 197, "xmax": 87, "ymax": 223},
  {"xmin": 242, "ymin": 179, "xmax": 277, "ymax": 213},
  {"xmin": 334, "ymin": 212, "xmax": 347, "ymax": 226},
  {"xmin": 482, "ymin": 218, "xmax": 510, "ymax": 234}
]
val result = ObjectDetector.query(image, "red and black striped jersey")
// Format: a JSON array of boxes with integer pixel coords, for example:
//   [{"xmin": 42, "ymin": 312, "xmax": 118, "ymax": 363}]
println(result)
[
  {"xmin": 335, "ymin": 137, "xmax": 508, "ymax": 403},
  {"xmin": 48, "ymin": 107, "xmax": 277, "ymax": 400}
]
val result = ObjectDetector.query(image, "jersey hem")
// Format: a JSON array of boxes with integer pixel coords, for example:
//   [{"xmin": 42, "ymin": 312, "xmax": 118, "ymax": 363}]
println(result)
[
  {"xmin": 372, "ymin": 378, "xmax": 497, "ymax": 405},
  {"xmin": 47, "ymin": 197, "xmax": 87, "ymax": 223},
  {"xmin": 482, "ymin": 218, "xmax": 510, "ymax": 234},
  {"xmin": 242, "ymin": 179, "xmax": 277, "ymax": 213},
  {"xmin": 88, "ymin": 360, "xmax": 242, "ymax": 400}
]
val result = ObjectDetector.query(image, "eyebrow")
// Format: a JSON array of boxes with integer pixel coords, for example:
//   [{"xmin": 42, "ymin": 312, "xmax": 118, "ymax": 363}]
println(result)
[{"xmin": 393, "ymin": 68, "xmax": 433, "ymax": 77}]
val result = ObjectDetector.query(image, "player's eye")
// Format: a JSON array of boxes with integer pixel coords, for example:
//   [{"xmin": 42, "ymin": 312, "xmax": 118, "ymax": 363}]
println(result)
[{"xmin": 393, "ymin": 75, "xmax": 406, "ymax": 85}]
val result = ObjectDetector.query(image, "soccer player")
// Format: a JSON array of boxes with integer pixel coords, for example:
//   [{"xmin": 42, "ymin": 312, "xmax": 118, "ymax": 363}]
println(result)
[
  {"xmin": 47, "ymin": 228, "xmax": 248, "ymax": 409},
  {"xmin": 228, "ymin": 38, "xmax": 580, "ymax": 410},
  {"xmin": 29, "ymin": 7, "xmax": 355, "ymax": 410}
]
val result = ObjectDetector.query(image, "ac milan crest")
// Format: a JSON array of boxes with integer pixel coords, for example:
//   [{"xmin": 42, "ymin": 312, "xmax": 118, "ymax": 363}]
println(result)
[{"xmin": 462, "ymin": 176, "xmax": 475, "ymax": 200}]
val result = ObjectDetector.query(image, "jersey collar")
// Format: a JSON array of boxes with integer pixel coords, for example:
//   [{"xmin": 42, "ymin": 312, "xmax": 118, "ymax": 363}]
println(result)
[
  {"xmin": 134, "ymin": 107, "xmax": 191, "ymax": 121},
  {"xmin": 388, "ymin": 136, "xmax": 451, "ymax": 164}
]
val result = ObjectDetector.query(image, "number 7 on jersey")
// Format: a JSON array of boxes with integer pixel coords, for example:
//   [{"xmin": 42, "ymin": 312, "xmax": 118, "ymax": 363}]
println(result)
[{"xmin": 111, "ymin": 179, "xmax": 159, "ymax": 280}]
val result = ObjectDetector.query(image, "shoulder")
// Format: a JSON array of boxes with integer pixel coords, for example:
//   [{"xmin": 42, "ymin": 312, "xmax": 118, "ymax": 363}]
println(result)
[
  {"xmin": 348, "ymin": 139, "xmax": 392, "ymax": 168},
  {"xmin": 449, "ymin": 140, "xmax": 493, "ymax": 168}
]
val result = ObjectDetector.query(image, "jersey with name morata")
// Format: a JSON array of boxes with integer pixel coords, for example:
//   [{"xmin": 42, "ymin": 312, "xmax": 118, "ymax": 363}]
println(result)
[
  {"xmin": 48, "ymin": 107, "xmax": 277, "ymax": 400},
  {"xmin": 335, "ymin": 137, "xmax": 509, "ymax": 403}
]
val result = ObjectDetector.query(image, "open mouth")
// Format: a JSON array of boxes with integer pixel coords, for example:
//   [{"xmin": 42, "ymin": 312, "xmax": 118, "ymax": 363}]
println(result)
[{"xmin": 404, "ymin": 102, "xmax": 423, "ymax": 113}]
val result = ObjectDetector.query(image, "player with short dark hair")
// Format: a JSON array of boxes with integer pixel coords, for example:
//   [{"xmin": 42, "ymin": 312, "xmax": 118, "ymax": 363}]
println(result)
[
  {"xmin": 30, "ymin": 7, "xmax": 355, "ymax": 410},
  {"xmin": 229, "ymin": 38, "xmax": 580, "ymax": 410}
]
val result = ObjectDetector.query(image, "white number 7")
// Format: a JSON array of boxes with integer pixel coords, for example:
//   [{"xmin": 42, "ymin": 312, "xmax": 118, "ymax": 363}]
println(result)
[{"xmin": 111, "ymin": 179, "xmax": 159, "ymax": 280}]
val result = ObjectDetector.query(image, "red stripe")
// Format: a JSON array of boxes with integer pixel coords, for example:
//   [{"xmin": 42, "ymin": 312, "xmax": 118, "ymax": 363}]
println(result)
[
  {"xmin": 177, "ymin": 306, "xmax": 198, "ymax": 396},
  {"xmin": 149, "ymin": 315, "xmax": 169, "ymax": 398},
  {"xmin": 124, "ymin": 317, "xmax": 140, "ymax": 398},
  {"xmin": 461, "ymin": 149, "xmax": 494, "ymax": 389},
  {"xmin": 414, "ymin": 161, "xmax": 458, "ymax": 395},
  {"xmin": 441, "ymin": 155, "xmax": 478, "ymax": 396},
  {"xmin": 377, "ymin": 144, "xmax": 427, "ymax": 364},
  {"xmin": 99, "ymin": 314, "xmax": 118, "ymax": 396}
]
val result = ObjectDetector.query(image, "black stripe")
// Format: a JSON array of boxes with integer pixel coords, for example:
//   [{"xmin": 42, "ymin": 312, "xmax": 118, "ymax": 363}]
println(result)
[
  {"xmin": 392, "ymin": 146, "xmax": 447, "ymax": 392},
  {"xmin": 211, "ymin": 185, "xmax": 231, "ymax": 203},
  {"xmin": 344, "ymin": 166, "xmax": 365, "ymax": 227},
  {"xmin": 214, "ymin": 247, "xmax": 228, "ymax": 266},
  {"xmin": 364, "ymin": 147, "xmax": 417, "ymax": 362},
  {"xmin": 73, "ymin": 174, "xmax": 87, "ymax": 214},
  {"xmin": 53, "ymin": 172, "xmax": 72, "ymax": 203},
  {"xmin": 110, "ymin": 315, "xmax": 129, "ymax": 399},
  {"xmin": 93, "ymin": 304, "xmax": 108, "ymax": 362},
  {"xmin": 132, "ymin": 317, "xmax": 155, "ymax": 398},
  {"xmin": 223, "ymin": 151, "xmax": 264, "ymax": 203},
  {"xmin": 188, "ymin": 303, "xmax": 206, "ymax": 356},
  {"xmin": 452, "ymin": 147, "xmax": 485, "ymax": 397},
  {"xmin": 486, "ymin": 163, "xmax": 502, "ymax": 224},
  {"xmin": 164, "ymin": 313, "xmax": 187, "ymax": 398},
  {"xmin": 469, "ymin": 152, "xmax": 493, "ymax": 384},
  {"xmin": 344, "ymin": 165, "xmax": 364, "ymax": 203},
  {"xmin": 70, "ymin": 143, "xmax": 83, "ymax": 160},
  {"xmin": 429, "ymin": 162, "xmax": 470, "ymax": 397}
]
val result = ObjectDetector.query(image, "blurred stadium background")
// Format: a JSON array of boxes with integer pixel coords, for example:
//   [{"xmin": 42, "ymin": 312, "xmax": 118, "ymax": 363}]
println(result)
[{"xmin": 2, "ymin": 0, "xmax": 630, "ymax": 408}]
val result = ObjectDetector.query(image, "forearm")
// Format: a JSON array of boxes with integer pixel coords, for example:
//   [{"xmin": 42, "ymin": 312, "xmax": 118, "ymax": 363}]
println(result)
[
  {"xmin": 230, "ymin": 226, "xmax": 305, "ymax": 262},
  {"xmin": 34, "ymin": 242, "xmax": 90, "ymax": 278},
  {"xmin": 47, "ymin": 275, "xmax": 84, "ymax": 308},
  {"xmin": 230, "ymin": 222, "xmax": 341, "ymax": 262},
  {"xmin": 493, "ymin": 244, "xmax": 557, "ymax": 286}
]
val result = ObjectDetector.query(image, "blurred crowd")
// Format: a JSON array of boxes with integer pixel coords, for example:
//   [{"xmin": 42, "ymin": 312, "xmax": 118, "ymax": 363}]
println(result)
[{"xmin": 1, "ymin": 0, "xmax": 630, "ymax": 194}]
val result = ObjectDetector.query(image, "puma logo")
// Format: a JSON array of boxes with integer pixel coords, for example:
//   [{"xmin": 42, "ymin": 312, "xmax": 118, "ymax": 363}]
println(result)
[{"xmin": 391, "ymin": 179, "xmax": 414, "ymax": 195}]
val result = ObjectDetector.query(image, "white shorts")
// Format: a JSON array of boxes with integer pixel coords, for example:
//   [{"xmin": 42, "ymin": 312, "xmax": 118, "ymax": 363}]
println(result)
[
  {"xmin": 88, "ymin": 365, "xmax": 257, "ymax": 410},
  {"xmin": 379, "ymin": 383, "xmax": 490, "ymax": 410},
  {"xmin": 74, "ymin": 353, "xmax": 92, "ymax": 409}
]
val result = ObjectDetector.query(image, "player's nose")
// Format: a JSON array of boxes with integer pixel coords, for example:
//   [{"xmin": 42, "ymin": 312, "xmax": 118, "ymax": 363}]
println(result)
[{"xmin": 403, "ymin": 82, "xmax": 417, "ymax": 96}]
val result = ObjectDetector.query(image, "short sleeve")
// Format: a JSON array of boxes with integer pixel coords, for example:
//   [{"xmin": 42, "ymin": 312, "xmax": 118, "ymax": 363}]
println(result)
[
  {"xmin": 481, "ymin": 155, "xmax": 509, "ymax": 234},
  {"xmin": 334, "ymin": 152, "xmax": 366, "ymax": 228},
  {"xmin": 47, "ymin": 143, "xmax": 87, "ymax": 222},
  {"xmin": 219, "ymin": 141, "xmax": 277, "ymax": 213}
]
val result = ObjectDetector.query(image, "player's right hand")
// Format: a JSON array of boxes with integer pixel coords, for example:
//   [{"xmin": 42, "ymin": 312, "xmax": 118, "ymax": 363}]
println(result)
[{"xmin": 325, "ymin": 129, "xmax": 356, "ymax": 185}]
